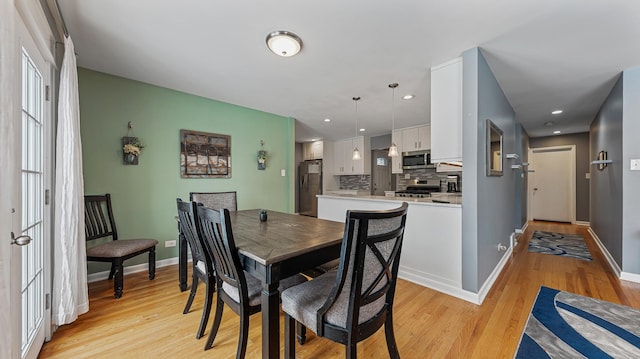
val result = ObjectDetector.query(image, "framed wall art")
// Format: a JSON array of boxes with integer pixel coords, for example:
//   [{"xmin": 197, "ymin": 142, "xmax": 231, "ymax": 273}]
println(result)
[{"xmin": 180, "ymin": 129, "xmax": 231, "ymax": 178}]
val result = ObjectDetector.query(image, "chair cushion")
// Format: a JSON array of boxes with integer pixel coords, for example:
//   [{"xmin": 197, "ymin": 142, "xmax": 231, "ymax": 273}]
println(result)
[
  {"xmin": 86, "ymin": 239, "xmax": 158, "ymax": 258},
  {"xmin": 222, "ymin": 272, "xmax": 307, "ymax": 307},
  {"xmin": 281, "ymin": 270, "xmax": 336, "ymax": 332}
]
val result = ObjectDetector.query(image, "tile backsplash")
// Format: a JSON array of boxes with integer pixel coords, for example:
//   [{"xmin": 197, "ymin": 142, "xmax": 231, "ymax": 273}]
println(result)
[
  {"xmin": 396, "ymin": 168, "xmax": 462, "ymax": 192},
  {"xmin": 339, "ymin": 175, "xmax": 371, "ymax": 190}
]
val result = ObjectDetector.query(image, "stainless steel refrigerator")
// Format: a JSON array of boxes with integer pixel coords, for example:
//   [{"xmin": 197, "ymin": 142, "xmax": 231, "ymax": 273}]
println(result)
[{"xmin": 298, "ymin": 159, "xmax": 322, "ymax": 217}]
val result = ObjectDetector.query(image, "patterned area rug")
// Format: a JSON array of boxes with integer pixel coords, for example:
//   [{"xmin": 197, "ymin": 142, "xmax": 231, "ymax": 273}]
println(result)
[
  {"xmin": 515, "ymin": 286, "xmax": 640, "ymax": 358},
  {"xmin": 528, "ymin": 231, "xmax": 592, "ymax": 261}
]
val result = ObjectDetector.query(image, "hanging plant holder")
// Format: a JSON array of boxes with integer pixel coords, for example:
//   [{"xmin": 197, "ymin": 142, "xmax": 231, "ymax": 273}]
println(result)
[{"xmin": 123, "ymin": 137, "xmax": 140, "ymax": 165}]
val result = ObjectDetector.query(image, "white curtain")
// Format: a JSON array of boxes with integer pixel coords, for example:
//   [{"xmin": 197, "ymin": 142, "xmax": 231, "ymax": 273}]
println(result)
[{"xmin": 52, "ymin": 36, "xmax": 89, "ymax": 325}]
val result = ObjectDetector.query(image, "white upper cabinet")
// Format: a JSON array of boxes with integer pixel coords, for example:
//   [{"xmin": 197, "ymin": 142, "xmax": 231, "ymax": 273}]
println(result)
[
  {"xmin": 430, "ymin": 57, "xmax": 463, "ymax": 162},
  {"xmin": 401, "ymin": 125, "xmax": 431, "ymax": 152},
  {"xmin": 302, "ymin": 141, "xmax": 323, "ymax": 160},
  {"xmin": 332, "ymin": 136, "xmax": 370, "ymax": 175}
]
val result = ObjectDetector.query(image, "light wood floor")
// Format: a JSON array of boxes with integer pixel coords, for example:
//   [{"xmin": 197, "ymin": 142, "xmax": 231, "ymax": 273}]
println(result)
[{"xmin": 39, "ymin": 222, "xmax": 640, "ymax": 358}]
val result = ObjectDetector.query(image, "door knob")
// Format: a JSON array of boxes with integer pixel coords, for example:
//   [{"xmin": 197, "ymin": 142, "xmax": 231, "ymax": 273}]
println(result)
[{"xmin": 11, "ymin": 232, "xmax": 31, "ymax": 246}]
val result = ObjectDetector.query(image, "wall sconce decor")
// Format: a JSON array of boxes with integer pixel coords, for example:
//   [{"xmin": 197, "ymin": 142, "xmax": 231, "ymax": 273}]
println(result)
[
  {"xmin": 258, "ymin": 140, "xmax": 267, "ymax": 170},
  {"xmin": 591, "ymin": 150, "xmax": 612, "ymax": 171},
  {"xmin": 122, "ymin": 122, "xmax": 144, "ymax": 165}
]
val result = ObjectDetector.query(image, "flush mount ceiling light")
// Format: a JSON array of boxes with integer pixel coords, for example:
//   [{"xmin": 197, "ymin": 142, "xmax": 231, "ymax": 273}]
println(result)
[
  {"xmin": 551, "ymin": 110, "xmax": 563, "ymax": 115},
  {"xmin": 553, "ymin": 130, "xmax": 561, "ymax": 134},
  {"xmin": 266, "ymin": 31, "xmax": 303, "ymax": 57},
  {"xmin": 388, "ymin": 83, "xmax": 400, "ymax": 157}
]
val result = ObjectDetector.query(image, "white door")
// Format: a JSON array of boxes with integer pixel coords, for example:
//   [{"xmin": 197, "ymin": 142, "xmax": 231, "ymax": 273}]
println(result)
[
  {"xmin": 529, "ymin": 146, "xmax": 575, "ymax": 223},
  {"xmin": 12, "ymin": 32, "xmax": 52, "ymax": 359}
]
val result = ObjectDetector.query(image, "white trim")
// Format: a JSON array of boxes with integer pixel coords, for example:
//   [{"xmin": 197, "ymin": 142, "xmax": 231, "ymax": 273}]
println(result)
[
  {"xmin": 620, "ymin": 272, "xmax": 640, "ymax": 284},
  {"xmin": 575, "ymin": 221, "xmax": 590, "ymax": 226},
  {"xmin": 87, "ymin": 257, "xmax": 182, "ymax": 283},
  {"xmin": 528, "ymin": 145, "xmax": 576, "ymax": 223},
  {"xmin": 588, "ymin": 228, "xmax": 621, "ymax": 277},
  {"xmin": 15, "ymin": 0, "xmax": 55, "ymax": 64},
  {"xmin": 399, "ymin": 246, "xmax": 512, "ymax": 306}
]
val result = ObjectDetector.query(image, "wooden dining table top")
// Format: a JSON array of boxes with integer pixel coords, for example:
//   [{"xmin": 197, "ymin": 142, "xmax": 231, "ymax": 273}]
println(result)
[{"xmin": 228, "ymin": 209, "xmax": 346, "ymax": 265}]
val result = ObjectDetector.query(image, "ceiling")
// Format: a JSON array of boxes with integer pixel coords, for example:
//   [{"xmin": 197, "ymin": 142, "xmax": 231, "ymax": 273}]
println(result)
[{"xmin": 56, "ymin": 0, "xmax": 640, "ymax": 142}]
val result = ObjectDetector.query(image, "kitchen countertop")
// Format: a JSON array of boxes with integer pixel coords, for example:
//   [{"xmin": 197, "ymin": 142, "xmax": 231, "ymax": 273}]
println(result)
[{"xmin": 317, "ymin": 193, "xmax": 462, "ymax": 207}]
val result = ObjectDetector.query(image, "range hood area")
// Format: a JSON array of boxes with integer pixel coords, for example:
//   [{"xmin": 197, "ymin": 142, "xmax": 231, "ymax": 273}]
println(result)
[{"xmin": 435, "ymin": 161, "xmax": 463, "ymax": 172}]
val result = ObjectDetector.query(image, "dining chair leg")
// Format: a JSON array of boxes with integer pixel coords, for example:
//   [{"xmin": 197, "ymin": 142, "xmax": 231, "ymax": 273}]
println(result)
[
  {"xmin": 236, "ymin": 308, "xmax": 250, "ymax": 359},
  {"xmin": 296, "ymin": 321, "xmax": 306, "ymax": 345},
  {"xmin": 196, "ymin": 280, "xmax": 215, "ymax": 339},
  {"xmin": 346, "ymin": 340, "xmax": 357, "ymax": 359},
  {"xmin": 384, "ymin": 312, "xmax": 400, "ymax": 359},
  {"xmin": 148, "ymin": 248, "xmax": 156, "ymax": 280},
  {"xmin": 284, "ymin": 314, "xmax": 296, "ymax": 359},
  {"xmin": 108, "ymin": 263, "xmax": 116, "ymax": 280},
  {"xmin": 113, "ymin": 259, "xmax": 124, "ymax": 299},
  {"xmin": 204, "ymin": 296, "xmax": 224, "ymax": 350},
  {"xmin": 183, "ymin": 271, "xmax": 198, "ymax": 314}
]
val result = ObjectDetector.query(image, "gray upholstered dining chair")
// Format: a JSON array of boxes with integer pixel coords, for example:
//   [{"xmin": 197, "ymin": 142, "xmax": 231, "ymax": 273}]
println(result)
[
  {"xmin": 281, "ymin": 202, "xmax": 409, "ymax": 359},
  {"xmin": 176, "ymin": 198, "xmax": 216, "ymax": 339},
  {"xmin": 190, "ymin": 191, "xmax": 237, "ymax": 211},
  {"xmin": 196, "ymin": 206, "xmax": 307, "ymax": 358},
  {"xmin": 84, "ymin": 194, "xmax": 158, "ymax": 298}
]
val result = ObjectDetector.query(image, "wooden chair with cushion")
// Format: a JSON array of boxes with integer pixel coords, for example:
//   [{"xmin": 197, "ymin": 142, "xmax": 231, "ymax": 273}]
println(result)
[
  {"xmin": 281, "ymin": 202, "xmax": 409, "ymax": 359},
  {"xmin": 84, "ymin": 194, "xmax": 158, "ymax": 299},
  {"xmin": 196, "ymin": 206, "xmax": 307, "ymax": 358},
  {"xmin": 190, "ymin": 191, "xmax": 237, "ymax": 211},
  {"xmin": 176, "ymin": 198, "xmax": 216, "ymax": 339}
]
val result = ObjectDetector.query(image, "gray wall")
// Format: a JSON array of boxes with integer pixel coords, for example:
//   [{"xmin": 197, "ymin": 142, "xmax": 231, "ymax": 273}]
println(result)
[
  {"xmin": 461, "ymin": 48, "xmax": 517, "ymax": 293},
  {"xmin": 590, "ymin": 76, "xmax": 623, "ymax": 267},
  {"xmin": 622, "ymin": 67, "xmax": 640, "ymax": 275},
  {"xmin": 529, "ymin": 132, "xmax": 590, "ymax": 222}
]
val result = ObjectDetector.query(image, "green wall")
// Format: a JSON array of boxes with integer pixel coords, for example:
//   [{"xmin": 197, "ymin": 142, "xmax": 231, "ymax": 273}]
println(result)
[{"xmin": 78, "ymin": 68, "xmax": 295, "ymax": 272}]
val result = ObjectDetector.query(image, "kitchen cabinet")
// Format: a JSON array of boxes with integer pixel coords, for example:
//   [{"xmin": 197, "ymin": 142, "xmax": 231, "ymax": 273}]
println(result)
[
  {"xmin": 302, "ymin": 140, "xmax": 323, "ymax": 160},
  {"xmin": 391, "ymin": 130, "xmax": 403, "ymax": 174},
  {"xmin": 430, "ymin": 57, "xmax": 462, "ymax": 162},
  {"xmin": 401, "ymin": 125, "xmax": 430, "ymax": 152},
  {"xmin": 332, "ymin": 136, "xmax": 370, "ymax": 175}
]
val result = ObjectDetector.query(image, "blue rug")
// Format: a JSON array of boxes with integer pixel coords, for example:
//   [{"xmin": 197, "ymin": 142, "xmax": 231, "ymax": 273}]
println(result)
[
  {"xmin": 528, "ymin": 231, "xmax": 592, "ymax": 261},
  {"xmin": 515, "ymin": 286, "xmax": 640, "ymax": 358}
]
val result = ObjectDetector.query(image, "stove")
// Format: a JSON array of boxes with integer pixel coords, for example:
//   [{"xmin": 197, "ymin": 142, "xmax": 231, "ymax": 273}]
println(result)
[{"xmin": 395, "ymin": 182, "xmax": 440, "ymax": 198}]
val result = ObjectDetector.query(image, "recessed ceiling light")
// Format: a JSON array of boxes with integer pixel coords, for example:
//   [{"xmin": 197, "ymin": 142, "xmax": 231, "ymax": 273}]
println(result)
[
  {"xmin": 553, "ymin": 130, "xmax": 561, "ymax": 134},
  {"xmin": 551, "ymin": 110, "xmax": 563, "ymax": 115},
  {"xmin": 323, "ymin": 118, "xmax": 331, "ymax": 123},
  {"xmin": 402, "ymin": 94, "xmax": 414, "ymax": 100},
  {"xmin": 266, "ymin": 31, "xmax": 303, "ymax": 57},
  {"xmin": 311, "ymin": 138, "xmax": 320, "ymax": 141},
  {"xmin": 544, "ymin": 121, "xmax": 554, "ymax": 126},
  {"xmin": 359, "ymin": 128, "xmax": 365, "ymax": 132}
]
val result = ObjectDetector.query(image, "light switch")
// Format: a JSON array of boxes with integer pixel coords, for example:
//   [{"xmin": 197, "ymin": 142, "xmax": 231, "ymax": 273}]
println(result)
[
  {"xmin": 631, "ymin": 159, "xmax": 640, "ymax": 171},
  {"xmin": 585, "ymin": 172, "xmax": 590, "ymax": 179},
  {"xmin": 281, "ymin": 169, "xmax": 286, "ymax": 176},
  {"xmin": 404, "ymin": 173, "xmax": 410, "ymax": 179}
]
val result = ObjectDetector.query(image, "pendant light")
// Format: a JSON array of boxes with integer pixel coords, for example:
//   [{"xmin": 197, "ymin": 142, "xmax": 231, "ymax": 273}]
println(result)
[
  {"xmin": 352, "ymin": 96, "xmax": 361, "ymax": 160},
  {"xmin": 388, "ymin": 83, "xmax": 399, "ymax": 157}
]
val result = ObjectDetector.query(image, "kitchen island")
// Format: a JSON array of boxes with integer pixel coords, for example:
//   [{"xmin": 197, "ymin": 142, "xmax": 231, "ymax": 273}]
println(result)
[{"xmin": 318, "ymin": 194, "xmax": 472, "ymax": 302}]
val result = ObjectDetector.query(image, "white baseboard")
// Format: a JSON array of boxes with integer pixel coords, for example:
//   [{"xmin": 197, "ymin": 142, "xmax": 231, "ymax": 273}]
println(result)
[
  {"xmin": 87, "ymin": 257, "xmax": 180, "ymax": 283},
  {"xmin": 575, "ymin": 221, "xmax": 590, "ymax": 226},
  {"xmin": 621, "ymin": 271, "xmax": 640, "ymax": 284},
  {"xmin": 475, "ymin": 246, "xmax": 513, "ymax": 305},
  {"xmin": 399, "ymin": 246, "xmax": 513, "ymax": 306},
  {"xmin": 587, "ymin": 228, "xmax": 621, "ymax": 277}
]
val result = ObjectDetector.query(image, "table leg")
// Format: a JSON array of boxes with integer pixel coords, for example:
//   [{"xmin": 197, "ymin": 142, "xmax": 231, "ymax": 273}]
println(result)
[
  {"xmin": 178, "ymin": 231, "xmax": 188, "ymax": 292},
  {"xmin": 262, "ymin": 280, "xmax": 280, "ymax": 359}
]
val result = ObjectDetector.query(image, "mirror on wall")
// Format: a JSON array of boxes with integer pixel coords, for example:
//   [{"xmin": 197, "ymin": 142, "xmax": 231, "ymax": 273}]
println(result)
[{"xmin": 486, "ymin": 119, "xmax": 503, "ymax": 176}]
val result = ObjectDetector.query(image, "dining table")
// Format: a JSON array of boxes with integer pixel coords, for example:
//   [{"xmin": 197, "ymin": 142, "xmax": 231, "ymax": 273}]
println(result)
[{"xmin": 177, "ymin": 209, "xmax": 346, "ymax": 359}]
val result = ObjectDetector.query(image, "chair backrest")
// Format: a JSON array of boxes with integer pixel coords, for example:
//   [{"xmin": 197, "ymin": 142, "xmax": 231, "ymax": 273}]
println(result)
[
  {"xmin": 85, "ymin": 194, "xmax": 118, "ymax": 241},
  {"xmin": 196, "ymin": 206, "xmax": 248, "ymax": 303},
  {"xmin": 176, "ymin": 198, "xmax": 211, "ymax": 270},
  {"xmin": 317, "ymin": 202, "xmax": 409, "ymax": 334},
  {"xmin": 190, "ymin": 191, "xmax": 237, "ymax": 212}
]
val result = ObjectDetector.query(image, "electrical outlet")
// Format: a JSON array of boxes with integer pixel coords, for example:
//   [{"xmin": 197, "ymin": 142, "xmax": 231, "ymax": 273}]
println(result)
[
  {"xmin": 631, "ymin": 159, "xmax": 640, "ymax": 171},
  {"xmin": 165, "ymin": 240, "xmax": 176, "ymax": 248},
  {"xmin": 404, "ymin": 173, "xmax": 410, "ymax": 179}
]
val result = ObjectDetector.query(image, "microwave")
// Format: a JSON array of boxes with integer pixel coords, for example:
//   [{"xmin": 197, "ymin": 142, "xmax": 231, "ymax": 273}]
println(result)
[{"xmin": 402, "ymin": 150, "xmax": 432, "ymax": 169}]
